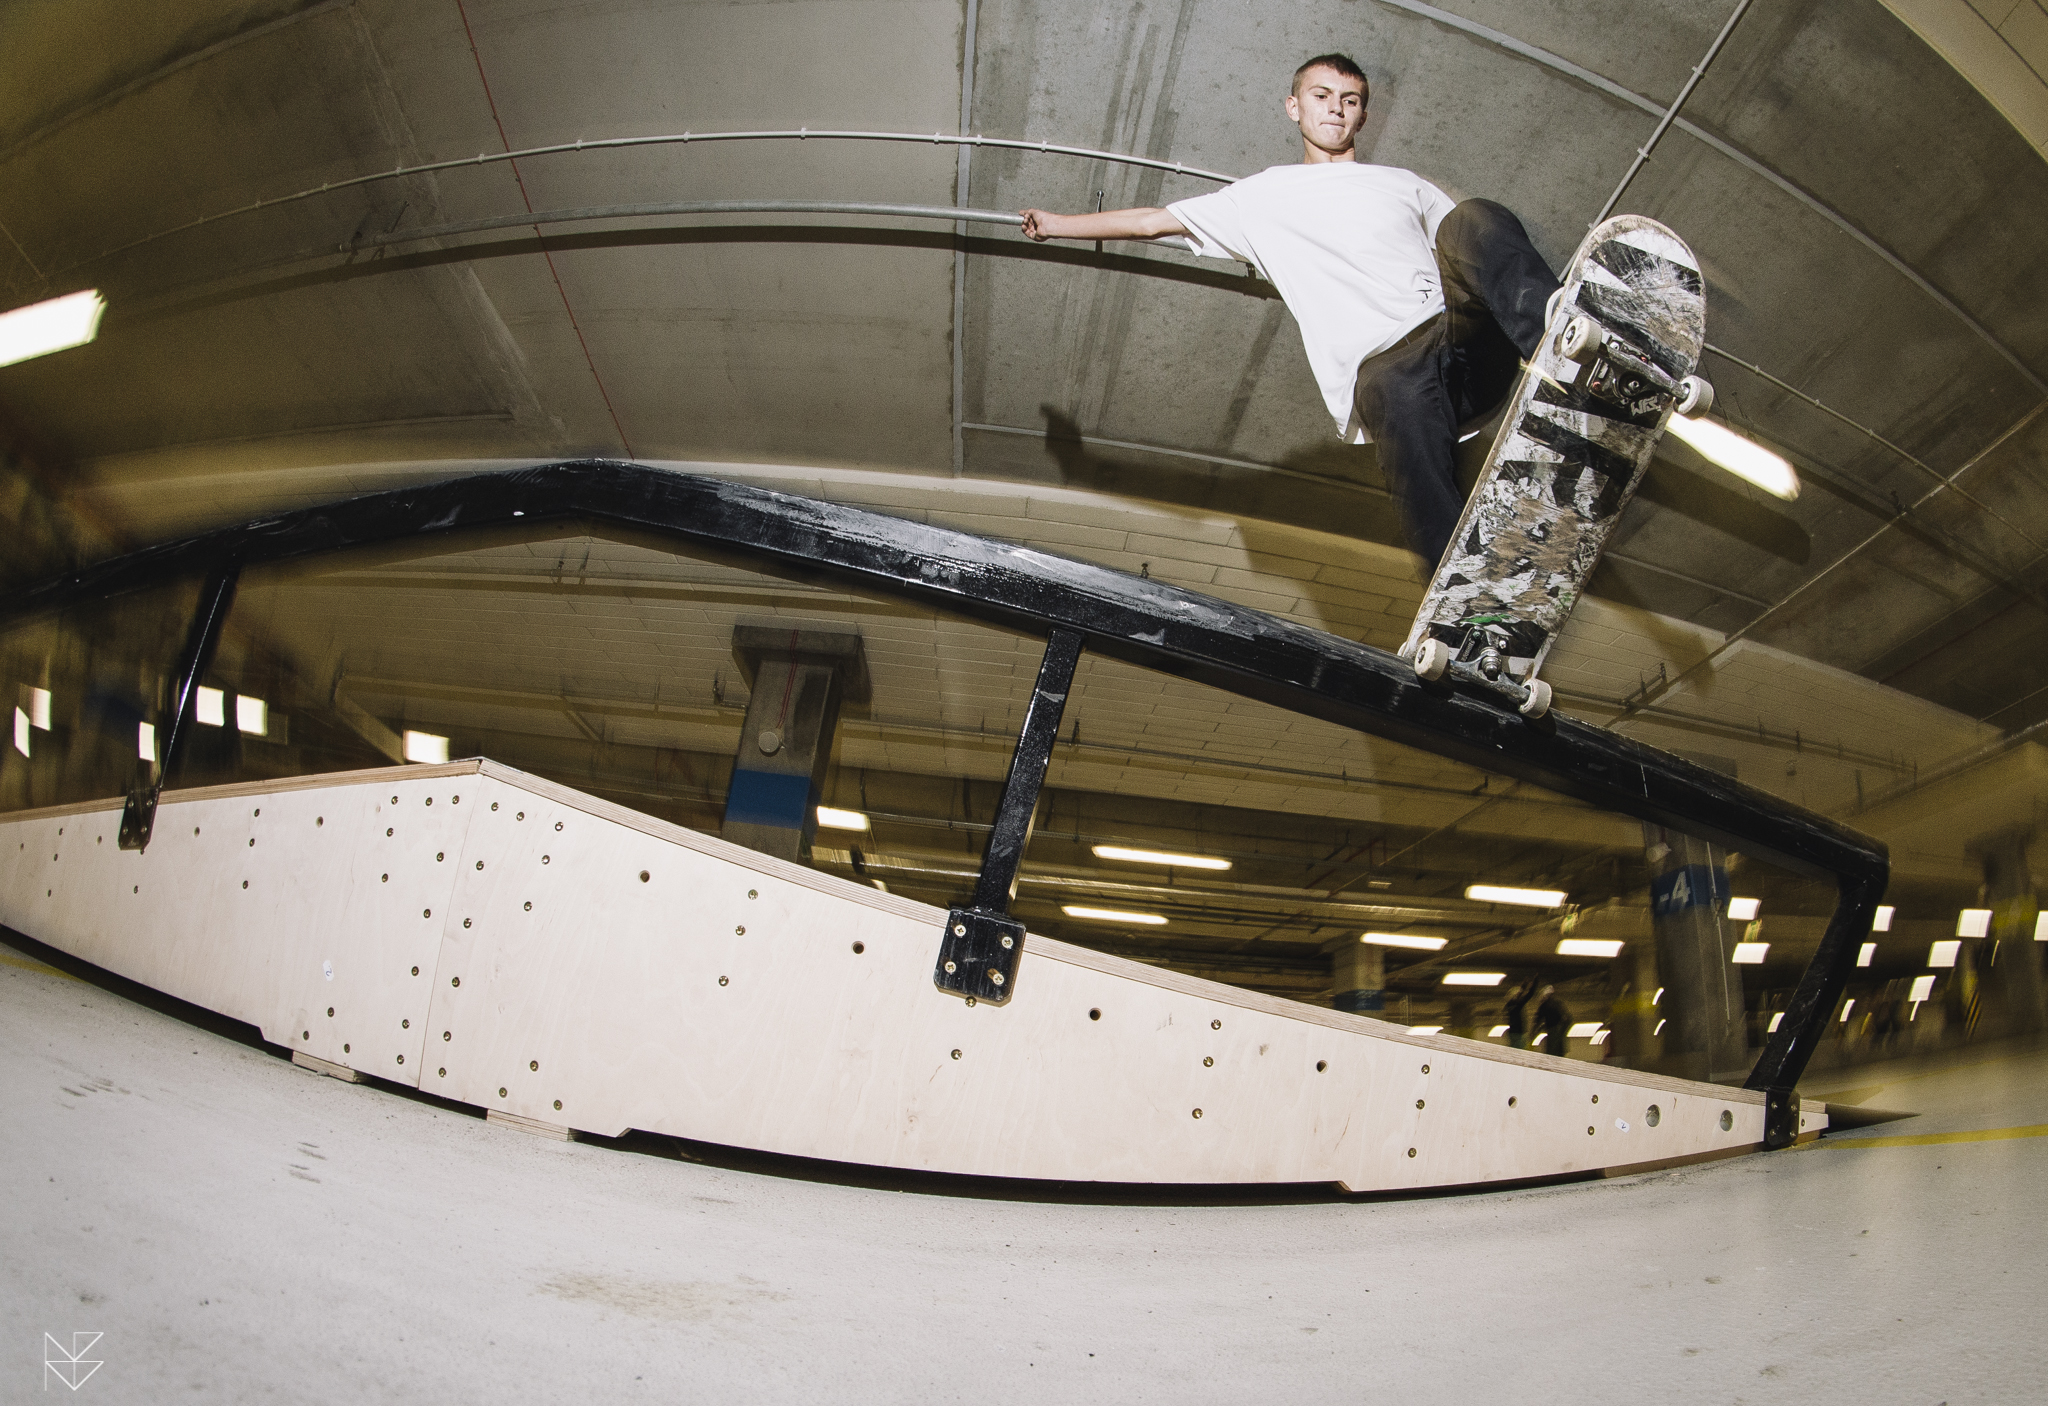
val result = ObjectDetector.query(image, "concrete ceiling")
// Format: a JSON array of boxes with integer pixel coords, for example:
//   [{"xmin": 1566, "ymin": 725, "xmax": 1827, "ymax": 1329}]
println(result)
[{"xmin": 3, "ymin": 0, "xmax": 2045, "ymax": 1005}]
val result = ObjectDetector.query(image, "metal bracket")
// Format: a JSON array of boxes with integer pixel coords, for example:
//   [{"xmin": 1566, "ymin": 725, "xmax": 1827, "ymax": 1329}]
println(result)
[
  {"xmin": 932, "ymin": 628, "xmax": 1082, "ymax": 1005},
  {"xmin": 1762, "ymin": 1087, "xmax": 1802, "ymax": 1150},
  {"xmin": 119, "ymin": 563, "xmax": 240, "ymax": 852}
]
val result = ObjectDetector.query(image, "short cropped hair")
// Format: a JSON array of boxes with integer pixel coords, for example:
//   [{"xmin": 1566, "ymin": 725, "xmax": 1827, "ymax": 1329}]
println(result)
[{"xmin": 1292, "ymin": 53, "xmax": 1369, "ymax": 105}]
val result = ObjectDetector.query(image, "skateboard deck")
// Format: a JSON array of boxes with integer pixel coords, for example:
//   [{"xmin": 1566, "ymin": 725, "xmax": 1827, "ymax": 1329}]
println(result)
[{"xmin": 1397, "ymin": 214, "xmax": 1708, "ymax": 717}]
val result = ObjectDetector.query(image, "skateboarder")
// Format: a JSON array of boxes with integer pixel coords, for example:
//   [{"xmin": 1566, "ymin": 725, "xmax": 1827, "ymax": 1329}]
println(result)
[{"xmin": 1019, "ymin": 52, "xmax": 1563, "ymax": 569}]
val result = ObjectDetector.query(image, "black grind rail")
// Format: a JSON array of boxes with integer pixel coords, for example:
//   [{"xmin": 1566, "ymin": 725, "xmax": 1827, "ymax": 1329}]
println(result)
[{"xmin": 2, "ymin": 460, "xmax": 1887, "ymax": 1146}]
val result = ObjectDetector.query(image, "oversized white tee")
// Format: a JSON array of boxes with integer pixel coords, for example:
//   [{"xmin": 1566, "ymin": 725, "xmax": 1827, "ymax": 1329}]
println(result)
[{"xmin": 1167, "ymin": 162, "xmax": 1457, "ymax": 441}]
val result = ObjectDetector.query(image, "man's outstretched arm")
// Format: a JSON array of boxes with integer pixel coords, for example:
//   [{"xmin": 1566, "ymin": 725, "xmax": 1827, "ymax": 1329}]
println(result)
[{"xmin": 1019, "ymin": 207, "xmax": 1188, "ymax": 242}]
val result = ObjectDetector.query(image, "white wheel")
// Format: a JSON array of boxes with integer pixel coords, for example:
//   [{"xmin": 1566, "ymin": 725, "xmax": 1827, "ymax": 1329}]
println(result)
[
  {"xmin": 1558, "ymin": 316, "xmax": 1600, "ymax": 364},
  {"xmin": 1413, "ymin": 638, "xmax": 1450, "ymax": 682},
  {"xmin": 1675, "ymin": 375, "xmax": 1713, "ymax": 417},
  {"xmin": 1518, "ymin": 677, "xmax": 1552, "ymax": 719}
]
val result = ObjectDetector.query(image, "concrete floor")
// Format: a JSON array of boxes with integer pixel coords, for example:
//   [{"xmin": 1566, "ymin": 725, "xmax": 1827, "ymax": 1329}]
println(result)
[{"xmin": 4, "ymin": 937, "xmax": 2041, "ymax": 1405}]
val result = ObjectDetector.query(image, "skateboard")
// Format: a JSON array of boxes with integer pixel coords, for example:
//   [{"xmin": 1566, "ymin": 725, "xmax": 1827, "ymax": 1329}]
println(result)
[{"xmin": 1396, "ymin": 214, "xmax": 1711, "ymax": 718}]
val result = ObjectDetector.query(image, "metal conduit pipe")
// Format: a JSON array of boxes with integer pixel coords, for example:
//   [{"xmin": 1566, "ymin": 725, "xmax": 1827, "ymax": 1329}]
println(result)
[
  {"xmin": 60, "ymin": 128, "xmax": 1235, "ymax": 278},
  {"xmin": 343, "ymin": 199, "xmax": 1025, "ymax": 254}
]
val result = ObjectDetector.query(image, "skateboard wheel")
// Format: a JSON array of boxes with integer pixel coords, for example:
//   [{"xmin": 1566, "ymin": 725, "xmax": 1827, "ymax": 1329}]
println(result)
[
  {"xmin": 1414, "ymin": 639, "xmax": 1450, "ymax": 682},
  {"xmin": 1558, "ymin": 316, "xmax": 1600, "ymax": 365},
  {"xmin": 1518, "ymin": 678, "xmax": 1553, "ymax": 719},
  {"xmin": 1675, "ymin": 375, "xmax": 1714, "ymax": 417}
]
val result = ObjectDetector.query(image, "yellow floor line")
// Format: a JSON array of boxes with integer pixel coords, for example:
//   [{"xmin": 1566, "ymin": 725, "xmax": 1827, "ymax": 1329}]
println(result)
[
  {"xmin": 0, "ymin": 951, "xmax": 81, "ymax": 980},
  {"xmin": 1825, "ymin": 1123, "xmax": 2048, "ymax": 1148}
]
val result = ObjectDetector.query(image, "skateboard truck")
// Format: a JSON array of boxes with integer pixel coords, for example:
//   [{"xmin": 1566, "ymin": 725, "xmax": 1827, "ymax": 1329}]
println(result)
[
  {"xmin": 1412, "ymin": 616, "xmax": 1553, "ymax": 718},
  {"xmin": 1558, "ymin": 316, "xmax": 1712, "ymax": 418}
]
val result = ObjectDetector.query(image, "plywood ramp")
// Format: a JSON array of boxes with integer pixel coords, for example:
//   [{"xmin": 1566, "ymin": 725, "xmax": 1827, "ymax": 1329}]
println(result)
[{"xmin": 0, "ymin": 760, "xmax": 1820, "ymax": 1191}]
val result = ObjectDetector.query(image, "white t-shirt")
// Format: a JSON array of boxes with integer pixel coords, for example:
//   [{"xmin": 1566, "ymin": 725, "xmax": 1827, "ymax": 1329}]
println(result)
[{"xmin": 1168, "ymin": 162, "xmax": 1457, "ymax": 441}]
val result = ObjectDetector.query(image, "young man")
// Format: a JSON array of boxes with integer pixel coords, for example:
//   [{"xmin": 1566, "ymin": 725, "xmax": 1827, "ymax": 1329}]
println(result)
[{"xmin": 1020, "ymin": 53, "xmax": 1562, "ymax": 570}]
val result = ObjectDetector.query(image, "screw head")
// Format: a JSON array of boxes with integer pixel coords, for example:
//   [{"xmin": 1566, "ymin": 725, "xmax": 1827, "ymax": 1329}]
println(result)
[
  {"xmin": 944, "ymin": 960, "xmax": 957, "ymax": 973},
  {"xmin": 450, "ymin": 976, "xmax": 459, "ymax": 987},
  {"xmin": 499, "ymin": 1087, "xmax": 507, "ymax": 1098},
  {"xmin": 476, "ymin": 860, "xmax": 484, "ymax": 870},
  {"xmin": 554, "ymin": 1100, "xmax": 562, "ymax": 1111},
  {"xmin": 327, "ymin": 1007, "xmax": 334, "ymax": 1017},
  {"xmin": 953, "ymin": 923, "xmax": 967, "ymax": 937},
  {"xmin": 342, "ymin": 1044, "xmax": 349, "ymax": 1054},
  {"xmin": 747, "ymin": 889, "xmax": 758, "ymax": 899},
  {"xmin": 639, "ymin": 871, "xmax": 650, "ymax": 883},
  {"xmin": 463, "ymin": 918, "xmax": 471, "ymax": 929},
  {"xmin": 1000, "ymin": 935, "xmax": 1014, "ymax": 949},
  {"xmin": 402, "ymin": 1019, "xmax": 410, "ymax": 1029},
  {"xmin": 396, "ymin": 1054, "xmax": 403, "ymax": 1064},
  {"xmin": 530, "ymin": 1060, "xmax": 538, "ymax": 1071},
  {"xmin": 1591, "ymin": 1094, "xmax": 1599, "ymax": 1103},
  {"xmin": 438, "ymin": 1068, "xmax": 446, "ymax": 1077},
  {"xmin": 851, "ymin": 942, "xmax": 864, "ymax": 954},
  {"xmin": 423, "ymin": 909, "xmax": 432, "ymax": 919},
  {"xmin": 524, "ymin": 901, "xmax": 532, "ymax": 911},
  {"xmin": 443, "ymin": 1031, "xmax": 450, "ymax": 1041},
  {"xmin": 1416, "ymin": 1099, "xmax": 1425, "ymax": 1109},
  {"xmin": 437, "ymin": 852, "xmax": 444, "ymax": 862},
  {"xmin": 1211, "ymin": 1019, "xmax": 1221, "ymax": 1030},
  {"xmin": 718, "ymin": 976, "xmax": 729, "ymax": 986},
  {"xmin": 1421, "ymin": 1064, "xmax": 1431, "ymax": 1074},
  {"xmin": 1588, "ymin": 1126, "xmax": 1596, "ymax": 1136},
  {"xmin": 735, "ymin": 925, "xmax": 745, "ymax": 936},
  {"xmin": 555, "ymin": 821, "xmax": 563, "ymax": 831},
  {"xmin": 1203, "ymin": 1056, "xmax": 1214, "ymax": 1067},
  {"xmin": 1316, "ymin": 1060, "xmax": 1327, "ymax": 1072},
  {"xmin": 990, "ymin": 971, "xmax": 1005, "ymax": 985},
  {"xmin": 1408, "ymin": 1147, "xmax": 1416, "ymax": 1158},
  {"xmin": 951, "ymin": 1049, "xmax": 962, "ymax": 1060},
  {"xmin": 1192, "ymin": 1109, "xmax": 1203, "ymax": 1119}
]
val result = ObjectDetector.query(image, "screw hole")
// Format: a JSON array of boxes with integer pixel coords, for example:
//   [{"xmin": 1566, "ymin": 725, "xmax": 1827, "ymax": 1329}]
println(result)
[
  {"xmin": 554, "ymin": 1100, "xmax": 562, "ymax": 1110},
  {"xmin": 1591, "ymin": 1094, "xmax": 1599, "ymax": 1104},
  {"xmin": 1508, "ymin": 1096, "xmax": 1517, "ymax": 1107},
  {"xmin": 1089, "ymin": 1008, "xmax": 1101, "ymax": 1021},
  {"xmin": 639, "ymin": 871, "xmax": 650, "ymax": 883},
  {"xmin": 1316, "ymin": 1060, "xmax": 1327, "ymax": 1072},
  {"xmin": 1646, "ymin": 1104, "xmax": 1661, "ymax": 1127},
  {"xmin": 1719, "ymin": 1109, "xmax": 1733, "ymax": 1131},
  {"xmin": 851, "ymin": 941, "xmax": 864, "ymax": 954},
  {"xmin": 1407, "ymin": 1147, "xmax": 1416, "ymax": 1158},
  {"xmin": 1421, "ymin": 1064, "xmax": 1430, "ymax": 1074}
]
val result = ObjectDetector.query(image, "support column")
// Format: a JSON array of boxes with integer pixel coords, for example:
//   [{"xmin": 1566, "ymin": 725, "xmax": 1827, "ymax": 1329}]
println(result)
[
  {"xmin": 1328, "ymin": 938, "xmax": 1385, "ymax": 1015},
  {"xmin": 720, "ymin": 623, "xmax": 867, "ymax": 864},
  {"xmin": 1967, "ymin": 826, "xmax": 2043, "ymax": 1036},
  {"xmin": 1648, "ymin": 833, "xmax": 1747, "ymax": 1082}
]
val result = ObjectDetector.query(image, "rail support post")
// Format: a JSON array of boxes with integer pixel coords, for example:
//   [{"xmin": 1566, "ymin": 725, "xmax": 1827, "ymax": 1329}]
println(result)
[
  {"xmin": 934, "ymin": 629, "xmax": 1082, "ymax": 1005},
  {"xmin": 119, "ymin": 563, "xmax": 240, "ymax": 852}
]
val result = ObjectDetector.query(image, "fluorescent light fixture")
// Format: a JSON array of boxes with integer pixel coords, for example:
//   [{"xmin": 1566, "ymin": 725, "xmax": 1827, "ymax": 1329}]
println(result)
[
  {"xmin": 1091, "ymin": 844, "xmax": 1230, "ymax": 871},
  {"xmin": 1857, "ymin": 942, "xmax": 1876, "ymax": 968},
  {"xmin": 402, "ymin": 729, "xmax": 449, "ymax": 765},
  {"xmin": 1567, "ymin": 1022, "xmax": 1603, "ymax": 1038},
  {"xmin": 1409, "ymin": 1025, "xmax": 1443, "ymax": 1035},
  {"xmin": 1927, "ymin": 939, "xmax": 1960, "ymax": 969},
  {"xmin": 196, "ymin": 686, "xmax": 225, "ymax": 726},
  {"xmin": 236, "ymin": 694, "xmax": 267, "ymax": 736},
  {"xmin": 1955, "ymin": 908, "xmax": 1992, "ymax": 938},
  {"xmin": 815, "ymin": 806, "xmax": 870, "ymax": 832},
  {"xmin": 1653, "ymin": 1017, "xmax": 1666, "ymax": 1036},
  {"xmin": 1731, "ymin": 942, "xmax": 1770, "ymax": 964},
  {"xmin": 138, "ymin": 720, "xmax": 157, "ymax": 762},
  {"xmin": 11, "ymin": 707, "xmax": 27, "ymax": 757},
  {"xmin": 1465, "ymin": 884, "xmax": 1567, "ymax": 908},
  {"xmin": 1361, "ymin": 931, "xmax": 1447, "ymax": 951},
  {"xmin": 1767, "ymin": 1011, "xmax": 1784, "ymax": 1032},
  {"xmin": 1839, "ymin": 999, "xmax": 1855, "ymax": 1023},
  {"xmin": 28, "ymin": 687, "xmax": 50, "ymax": 729},
  {"xmin": 0, "ymin": 289, "xmax": 107, "ymax": 369},
  {"xmin": 1441, "ymin": 972, "xmax": 1505, "ymax": 987},
  {"xmin": 1590, "ymin": 1028, "xmax": 1611, "ymax": 1046},
  {"xmin": 1727, "ymin": 896, "xmax": 1761, "ymax": 921},
  {"xmin": 1908, "ymin": 974, "xmax": 1935, "ymax": 1003},
  {"xmin": 1488, "ymin": 1024, "xmax": 1510, "ymax": 1037},
  {"xmin": 1062, "ymin": 905, "xmax": 1167, "ymax": 926},
  {"xmin": 2037, "ymin": 912, "xmax": 2048, "ymax": 942},
  {"xmin": 1556, "ymin": 938, "xmax": 1624, "ymax": 958},
  {"xmin": 1653, "ymin": 986, "xmax": 1663, "ymax": 1005},
  {"xmin": 1872, "ymin": 906, "xmax": 1893, "ymax": 932},
  {"xmin": 1667, "ymin": 412, "xmax": 1800, "ymax": 500}
]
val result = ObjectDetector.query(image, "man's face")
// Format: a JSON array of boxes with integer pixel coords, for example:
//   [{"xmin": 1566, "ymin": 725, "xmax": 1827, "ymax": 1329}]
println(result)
[{"xmin": 1285, "ymin": 66, "xmax": 1366, "ymax": 156}]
